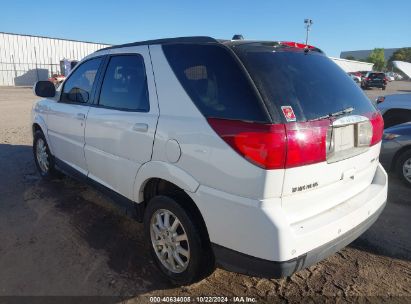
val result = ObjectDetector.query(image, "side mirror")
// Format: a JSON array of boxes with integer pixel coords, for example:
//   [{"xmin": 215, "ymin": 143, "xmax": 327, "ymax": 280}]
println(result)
[
  {"xmin": 376, "ymin": 96, "xmax": 385, "ymax": 104},
  {"xmin": 33, "ymin": 81, "xmax": 56, "ymax": 98}
]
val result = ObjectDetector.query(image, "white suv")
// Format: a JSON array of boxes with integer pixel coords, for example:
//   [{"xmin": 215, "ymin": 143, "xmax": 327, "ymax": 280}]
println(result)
[{"xmin": 32, "ymin": 37, "xmax": 388, "ymax": 284}]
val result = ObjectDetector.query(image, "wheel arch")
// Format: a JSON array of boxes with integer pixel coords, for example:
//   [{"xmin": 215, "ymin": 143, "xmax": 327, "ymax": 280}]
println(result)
[
  {"xmin": 134, "ymin": 162, "xmax": 210, "ymax": 242},
  {"xmin": 139, "ymin": 177, "xmax": 211, "ymax": 246},
  {"xmin": 32, "ymin": 115, "xmax": 53, "ymax": 154},
  {"xmin": 391, "ymin": 144, "xmax": 411, "ymax": 171},
  {"xmin": 133, "ymin": 161, "xmax": 199, "ymax": 203}
]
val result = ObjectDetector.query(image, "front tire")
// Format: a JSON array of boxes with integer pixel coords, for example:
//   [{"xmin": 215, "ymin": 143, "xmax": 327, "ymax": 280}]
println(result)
[
  {"xmin": 33, "ymin": 130, "xmax": 58, "ymax": 180},
  {"xmin": 396, "ymin": 150, "xmax": 411, "ymax": 187},
  {"xmin": 144, "ymin": 195, "xmax": 212, "ymax": 284}
]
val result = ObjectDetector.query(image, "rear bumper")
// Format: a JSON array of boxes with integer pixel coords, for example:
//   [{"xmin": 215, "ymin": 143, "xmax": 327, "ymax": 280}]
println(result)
[
  {"xmin": 212, "ymin": 200, "xmax": 385, "ymax": 278},
  {"xmin": 194, "ymin": 163, "xmax": 387, "ymax": 276}
]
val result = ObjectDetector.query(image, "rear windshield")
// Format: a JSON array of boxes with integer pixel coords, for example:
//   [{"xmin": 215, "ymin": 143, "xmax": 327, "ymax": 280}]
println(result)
[
  {"xmin": 234, "ymin": 45, "xmax": 376, "ymax": 122},
  {"xmin": 162, "ymin": 44, "xmax": 270, "ymax": 122},
  {"xmin": 369, "ymin": 73, "xmax": 385, "ymax": 79}
]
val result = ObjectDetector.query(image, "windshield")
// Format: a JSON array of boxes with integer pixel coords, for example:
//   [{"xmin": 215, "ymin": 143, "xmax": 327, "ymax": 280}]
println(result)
[{"xmin": 234, "ymin": 45, "xmax": 376, "ymax": 122}]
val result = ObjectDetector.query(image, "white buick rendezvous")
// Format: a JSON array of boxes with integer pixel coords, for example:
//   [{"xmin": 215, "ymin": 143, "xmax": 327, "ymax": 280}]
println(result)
[{"xmin": 31, "ymin": 36, "xmax": 387, "ymax": 284}]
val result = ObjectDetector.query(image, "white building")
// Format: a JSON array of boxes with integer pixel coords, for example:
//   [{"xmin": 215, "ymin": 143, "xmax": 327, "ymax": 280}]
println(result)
[
  {"xmin": 0, "ymin": 32, "xmax": 109, "ymax": 86},
  {"xmin": 330, "ymin": 57, "xmax": 374, "ymax": 73},
  {"xmin": 1, "ymin": 32, "xmax": 375, "ymax": 86}
]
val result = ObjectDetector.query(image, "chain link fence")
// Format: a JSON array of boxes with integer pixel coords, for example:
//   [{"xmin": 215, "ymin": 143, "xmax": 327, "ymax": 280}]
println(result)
[{"xmin": 0, "ymin": 60, "xmax": 62, "ymax": 86}]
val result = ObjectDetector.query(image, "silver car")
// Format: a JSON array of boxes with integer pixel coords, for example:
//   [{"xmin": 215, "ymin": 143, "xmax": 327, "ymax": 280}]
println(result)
[{"xmin": 380, "ymin": 122, "xmax": 411, "ymax": 186}]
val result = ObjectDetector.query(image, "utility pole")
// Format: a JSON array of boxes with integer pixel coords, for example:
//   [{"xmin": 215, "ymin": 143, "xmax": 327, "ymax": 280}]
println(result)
[{"xmin": 304, "ymin": 19, "xmax": 313, "ymax": 46}]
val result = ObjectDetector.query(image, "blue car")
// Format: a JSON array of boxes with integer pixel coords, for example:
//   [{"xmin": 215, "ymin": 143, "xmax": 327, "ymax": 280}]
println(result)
[{"xmin": 380, "ymin": 122, "xmax": 411, "ymax": 186}]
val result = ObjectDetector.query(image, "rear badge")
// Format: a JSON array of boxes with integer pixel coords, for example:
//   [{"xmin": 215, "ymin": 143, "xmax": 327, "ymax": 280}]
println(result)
[{"xmin": 281, "ymin": 106, "xmax": 296, "ymax": 122}]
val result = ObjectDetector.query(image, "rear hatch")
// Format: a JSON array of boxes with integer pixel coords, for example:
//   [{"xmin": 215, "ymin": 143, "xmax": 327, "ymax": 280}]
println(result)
[
  {"xmin": 367, "ymin": 72, "xmax": 385, "ymax": 85},
  {"xmin": 233, "ymin": 42, "xmax": 384, "ymax": 223}
]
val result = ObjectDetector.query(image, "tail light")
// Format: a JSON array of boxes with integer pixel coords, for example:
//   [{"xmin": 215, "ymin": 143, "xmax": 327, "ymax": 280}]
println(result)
[
  {"xmin": 369, "ymin": 112, "xmax": 384, "ymax": 146},
  {"xmin": 208, "ymin": 113, "xmax": 383, "ymax": 170},
  {"xmin": 284, "ymin": 120, "xmax": 330, "ymax": 168},
  {"xmin": 207, "ymin": 118, "xmax": 329, "ymax": 169},
  {"xmin": 207, "ymin": 119, "xmax": 286, "ymax": 169}
]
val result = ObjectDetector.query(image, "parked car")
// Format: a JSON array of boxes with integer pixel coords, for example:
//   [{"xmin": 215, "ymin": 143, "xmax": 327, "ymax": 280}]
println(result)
[
  {"xmin": 358, "ymin": 70, "xmax": 369, "ymax": 80},
  {"xmin": 48, "ymin": 74, "xmax": 66, "ymax": 88},
  {"xmin": 376, "ymin": 93, "xmax": 411, "ymax": 128},
  {"xmin": 361, "ymin": 72, "xmax": 387, "ymax": 90},
  {"xmin": 380, "ymin": 122, "xmax": 411, "ymax": 186},
  {"xmin": 385, "ymin": 73, "xmax": 395, "ymax": 82},
  {"xmin": 31, "ymin": 36, "xmax": 387, "ymax": 284},
  {"xmin": 348, "ymin": 72, "xmax": 361, "ymax": 83},
  {"xmin": 385, "ymin": 71, "xmax": 403, "ymax": 81}
]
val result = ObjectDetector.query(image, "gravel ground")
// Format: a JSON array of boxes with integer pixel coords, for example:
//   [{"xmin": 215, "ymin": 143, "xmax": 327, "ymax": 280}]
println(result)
[{"xmin": 0, "ymin": 82, "xmax": 410, "ymax": 303}]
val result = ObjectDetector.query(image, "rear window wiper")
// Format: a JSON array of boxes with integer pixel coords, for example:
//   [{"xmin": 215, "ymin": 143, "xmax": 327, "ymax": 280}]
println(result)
[{"xmin": 308, "ymin": 107, "xmax": 354, "ymax": 122}]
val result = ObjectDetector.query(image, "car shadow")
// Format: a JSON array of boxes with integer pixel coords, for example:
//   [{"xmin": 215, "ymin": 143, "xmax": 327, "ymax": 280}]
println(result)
[
  {"xmin": 349, "ymin": 174, "xmax": 411, "ymax": 262},
  {"xmin": 1, "ymin": 142, "xmax": 410, "ymax": 299},
  {"xmin": 0, "ymin": 143, "xmax": 176, "ymax": 300}
]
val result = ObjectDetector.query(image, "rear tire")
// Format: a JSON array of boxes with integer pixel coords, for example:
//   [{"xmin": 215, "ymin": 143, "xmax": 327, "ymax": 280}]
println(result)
[
  {"xmin": 33, "ymin": 130, "xmax": 58, "ymax": 180},
  {"xmin": 395, "ymin": 150, "xmax": 411, "ymax": 187},
  {"xmin": 144, "ymin": 195, "xmax": 213, "ymax": 285},
  {"xmin": 382, "ymin": 86, "xmax": 386, "ymax": 90}
]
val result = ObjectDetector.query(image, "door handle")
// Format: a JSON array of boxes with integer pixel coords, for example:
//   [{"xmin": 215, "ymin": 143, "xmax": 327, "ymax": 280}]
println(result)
[
  {"xmin": 76, "ymin": 113, "xmax": 86, "ymax": 120},
  {"xmin": 133, "ymin": 123, "xmax": 148, "ymax": 133}
]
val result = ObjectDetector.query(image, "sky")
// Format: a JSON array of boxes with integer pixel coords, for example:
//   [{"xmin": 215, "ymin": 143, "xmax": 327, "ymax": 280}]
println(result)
[{"xmin": 1, "ymin": 0, "xmax": 410, "ymax": 57}]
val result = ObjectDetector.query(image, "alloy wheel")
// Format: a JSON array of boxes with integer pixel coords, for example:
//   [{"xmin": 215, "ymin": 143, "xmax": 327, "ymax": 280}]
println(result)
[
  {"xmin": 150, "ymin": 209, "xmax": 190, "ymax": 273},
  {"xmin": 402, "ymin": 158, "xmax": 411, "ymax": 183},
  {"xmin": 36, "ymin": 138, "xmax": 49, "ymax": 173}
]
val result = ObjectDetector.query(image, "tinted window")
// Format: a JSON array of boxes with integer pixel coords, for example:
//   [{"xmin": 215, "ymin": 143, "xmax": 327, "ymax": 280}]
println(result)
[
  {"xmin": 163, "ymin": 44, "xmax": 269, "ymax": 122},
  {"xmin": 369, "ymin": 73, "xmax": 384, "ymax": 79},
  {"xmin": 235, "ymin": 46, "xmax": 376, "ymax": 122},
  {"xmin": 99, "ymin": 55, "xmax": 149, "ymax": 111},
  {"xmin": 61, "ymin": 57, "xmax": 102, "ymax": 103}
]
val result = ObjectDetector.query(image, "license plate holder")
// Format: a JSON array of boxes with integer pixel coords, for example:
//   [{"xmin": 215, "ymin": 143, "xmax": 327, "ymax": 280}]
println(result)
[{"xmin": 333, "ymin": 125, "xmax": 355, "ymax": 152}]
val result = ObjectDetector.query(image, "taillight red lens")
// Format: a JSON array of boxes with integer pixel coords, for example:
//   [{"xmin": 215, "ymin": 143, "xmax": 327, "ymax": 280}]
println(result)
[
  {"xmin": 369, "ymin": 112, "xmax": 384, "ymax": 146},
  {"xmin": 207, "ymin": 118, "xmax": 287, "ymax": 169},
  {"xmin": 207, "ymin": 118, "xmax": 330, "ymax": 170},
  {"xmin": 285, "ymin": 120, "xmax": 330, "ymax": 168}
]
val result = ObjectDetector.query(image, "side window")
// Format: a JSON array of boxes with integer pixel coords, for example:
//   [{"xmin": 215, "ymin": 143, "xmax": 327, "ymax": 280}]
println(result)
[
  {"xmin": 61, "ymin": 57, "xmax": 102, "ymax": 103},
  {"xmin": 98, "ymin": 55, "xmax": 149, "ymax": 112},
  {"xmin": 162, "ymin": 44, "xmax": 269, "ymax": 122}
]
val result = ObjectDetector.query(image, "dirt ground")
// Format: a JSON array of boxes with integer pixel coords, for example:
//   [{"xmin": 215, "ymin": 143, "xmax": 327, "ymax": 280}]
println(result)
[{"xmin": 0, "ymin": 82, "xmax": 410, "ymax": 303}]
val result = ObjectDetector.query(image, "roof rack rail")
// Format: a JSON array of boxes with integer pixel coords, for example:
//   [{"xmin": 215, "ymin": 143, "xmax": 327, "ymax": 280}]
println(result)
[{"xmin": 97, "ymin": 36, "xmax": 218, "ymax": 52}]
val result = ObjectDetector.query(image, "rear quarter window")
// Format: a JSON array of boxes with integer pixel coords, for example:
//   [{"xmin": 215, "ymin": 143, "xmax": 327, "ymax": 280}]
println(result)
[{"xmin": 162, "ymin": 44, "xmax": 270, "ymax": 122}]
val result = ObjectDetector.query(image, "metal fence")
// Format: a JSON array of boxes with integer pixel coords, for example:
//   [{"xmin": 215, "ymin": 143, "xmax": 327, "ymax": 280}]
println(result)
[
  {"xmin": 0, "ymin": 32, "xmax": 109, "ymax": 86},
  {"xmin": 0, "ymin": 61, "xmax": 61, "ymax": 86}
]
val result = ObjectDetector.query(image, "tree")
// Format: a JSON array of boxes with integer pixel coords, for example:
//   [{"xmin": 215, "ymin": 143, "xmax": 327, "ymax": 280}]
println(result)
[
  {"xmin": 366, "ymin": 48, "xmax": 386, "ymax": 71},
  {"xmin": 389, "ymin": 48, "xmax": 411, "ymax": 63}
]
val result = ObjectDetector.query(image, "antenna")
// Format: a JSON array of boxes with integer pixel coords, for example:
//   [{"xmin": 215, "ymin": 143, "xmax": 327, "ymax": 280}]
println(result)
[{"xmin": 304, "ymin": 19, "xmax": 313, "ymax": 47}]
